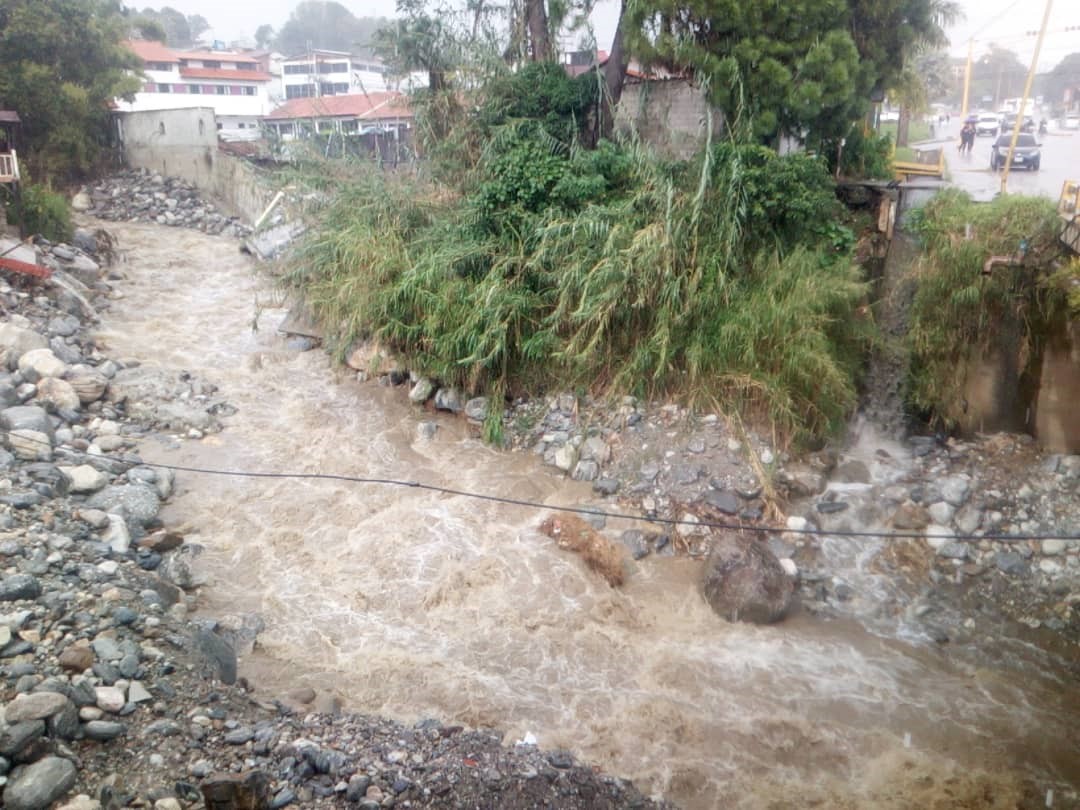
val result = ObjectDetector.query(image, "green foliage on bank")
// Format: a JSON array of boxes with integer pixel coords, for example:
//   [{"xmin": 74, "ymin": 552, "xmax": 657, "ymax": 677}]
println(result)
[
  {"xmin": 906, "ymin": 189, "xmax": 1068, "ymax": 427},
  {"xmin": 4, "ymin": 184, "xmax": 71, "ymax": 242},
  {"xmin": 287, "ymin": 68, "xmax": 872, "ymax": 444}
]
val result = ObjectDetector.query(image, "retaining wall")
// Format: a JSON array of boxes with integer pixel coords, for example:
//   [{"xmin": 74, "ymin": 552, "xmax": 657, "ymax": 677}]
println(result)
[{"xmin": 116, "ymin": 108, "xmax": 275, "ymax": 224}]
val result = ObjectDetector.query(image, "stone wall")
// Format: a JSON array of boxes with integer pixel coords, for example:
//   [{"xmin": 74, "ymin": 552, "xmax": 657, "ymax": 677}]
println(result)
[
  {"xmin": 615, "ymin": 78, "xmax": 721, "ymax": 159},
  {"xmin": 116, "ymin": 108, "xmax": 275, "ymax": 225}
]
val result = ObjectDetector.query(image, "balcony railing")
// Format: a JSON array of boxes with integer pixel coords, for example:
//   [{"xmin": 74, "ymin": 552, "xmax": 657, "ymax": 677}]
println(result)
[{"xmin": 0, "ymin": 150, "xmax": 19, "ymax": 184}]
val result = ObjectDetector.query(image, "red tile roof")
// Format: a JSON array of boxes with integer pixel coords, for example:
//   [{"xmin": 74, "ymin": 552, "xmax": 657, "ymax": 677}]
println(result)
[
  {"xmin": 265, "ymin": 93, "xmax": 412, "ymax": 121},
  {"xmin": 179, "ymin": 67, "xmax": 272, "ymax": 82},
  {"xmin": 125, "ymin": 40, "xmax": 180, "ymax": 63}
]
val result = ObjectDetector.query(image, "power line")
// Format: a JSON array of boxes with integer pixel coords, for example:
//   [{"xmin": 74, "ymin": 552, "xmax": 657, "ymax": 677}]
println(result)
[{"xmin": 4, "ymin": 428, "xmax": 1079, "ymax": 544}]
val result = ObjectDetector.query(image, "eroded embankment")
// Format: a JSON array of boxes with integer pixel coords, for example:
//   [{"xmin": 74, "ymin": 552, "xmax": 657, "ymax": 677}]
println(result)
[{"xmin": 90, "ymin": 216, "xmax": 1080, "ymax": 810}]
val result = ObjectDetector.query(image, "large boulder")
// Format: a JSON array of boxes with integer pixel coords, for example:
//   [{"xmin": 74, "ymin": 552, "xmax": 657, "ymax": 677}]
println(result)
[
  {"xmin": 0, "ymin": 323, "xmax": 47, "ymax": 370},
  {"xmin": 34, "ymin": 377, "xmax": 81, "ymax": 413},
  {"xmin": 85, "ymin": 484, "xmax": 161, "ymax": 528},
  {"xmin": 701, "ymin": 532, "xmax": 794, "ymax": 624},
  {"xmin": 65, "ymin": 366, "xmax": 108, "ymax": 404},
  {"xmin": 3, "ymin": 756, "xmax": 77, "ymax": 810},
  {"xmin": 0, "ymin": 406, "xmax": 54, "ymax": 439},
  {"xmin": 16, "ymin": 349, "xmax": 68, "ymax": 383}
]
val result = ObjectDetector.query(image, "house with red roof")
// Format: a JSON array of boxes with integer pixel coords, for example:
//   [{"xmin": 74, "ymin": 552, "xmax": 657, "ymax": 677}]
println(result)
[
  {"xmin": 119, "ymin": 40, "xmax": 275, "ymax": 136},
  {"xmin": 263, "ymin": 92, "xmax": 413, "ymax": 140}
]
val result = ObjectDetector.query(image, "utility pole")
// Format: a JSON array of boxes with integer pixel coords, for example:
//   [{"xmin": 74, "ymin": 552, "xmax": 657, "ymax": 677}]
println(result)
[
  {"xmin": 961, "ymin": 38, "xmax": 974, "ymax": 118},
  {"xmin": 1001, "ymin": 0, "xmax": 1053, "ymax": 195}
]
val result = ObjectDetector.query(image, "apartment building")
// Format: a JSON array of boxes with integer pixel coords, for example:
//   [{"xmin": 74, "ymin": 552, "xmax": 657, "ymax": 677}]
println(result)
[{"xmin": 119, "ymin": 40, "xmax": 274, "ymax": 134}]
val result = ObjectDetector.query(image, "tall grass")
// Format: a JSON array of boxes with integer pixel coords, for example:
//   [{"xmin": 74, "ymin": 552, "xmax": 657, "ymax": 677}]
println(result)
[
  {"xmin": 905, "ymin": 189, "xmax": 1066, "ymax": 426},
  {"xmin": 286, "ymin": 139, "xmax": 870, "ymax": 445}
]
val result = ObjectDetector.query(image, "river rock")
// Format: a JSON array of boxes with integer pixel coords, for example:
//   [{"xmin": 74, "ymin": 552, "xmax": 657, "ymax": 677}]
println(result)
[
  {"xmin": 0, "ymin": 406, "xmax": 54, "ymax": 438},
  {"xmin": 71, "ymin": 192, "xmax": 92, "ymax": 212},
  {"xmin": 408, "ymin": 378, "xmax": 434, "ymax": 404},
  {"xmin": 200, "ymin": 771, "xmax": 271, "ymax": 810},
  {"xmin": 701, "ymin": 533, "xmax": 794, "ymax": 624},
  {"xmin": 82, "ymin": 720, "xmax": 126, "ymax": 741},
  {"xmin": 580, "ymin": 436, "xmax": 611, "ymax": 464},
  {"xmin": 924, "ymin": 524, "xmax": 953, "ymax": 550},
  {"xmin": 0, "ymin": 575, "xmax": 42, "ymax": 602},
  {"xmin": 0, "ymin": 324, "xmax": 48, "ymax": 370},
  {"xmin": 3, "ymin": 756, "xmax": 77, "ymax": 810},
  {"xmin": 464, "ymin": 397, "xmax": 489, "ymax": 422},
  {"xmin": 927, "ymin": 501, "xmax": 955, "ymax": 525},
  {"xmin": 65, "ymin": 368, "xmax": 108, "ymax": 404},
  {"xmin": 85, "ymin": 484, "xmax": 160, "ymax": 527},
  {"xmin": 59, "ymin": 465, "xmax": 108, "ymax": 494},
  {"xmin": 4, "ymin": 693, "xmax": 70, "ymax": 724},
  {"xmin": 434, "ymin": 387, "xmax": 464, "ymax": 413},
  {"xmin": 781, "ymin": 463, "xmax": 826, "ymax": 497},
  {"xmin": 58, "ymin": 646, "xmax": 94, "ymax": 673},
  {"xmin": 0, "ymin": 720, "xmax": 44, "ymax": 757},
  {"xmin": 193, "ymin": 627, "xmax": 237, "ymax": 685},
  {"xmin": 33, "ymin": 376, "xmax": 80, "ymax": 413},
  {"xmin": 7, "ymin": 430, "xmax": 52, "ymax": 461},
  {"xmin": 17, "ymin": 349, "xmax": 67, "ymax": 383},
  {"xmin": 102, "ymin": 514, "xmax": 131, "ymax": 553},
  {"xmin": 159, "ymin": 545, "xmax": 206, "ymax": 590},
  {"xmin": 939, "ymin": 475, "xmax": 971, "ymax": 507},
  {"xmin": 892, "ymin": 501, "xmax": 930, "ymax": 530},
  {"xmin": 553, "ymin": 444, "xmax": 578, "ymax": 472},
  {"xmin": 94, "ymin": 686, "xmax": 125, "ymax": 713}
]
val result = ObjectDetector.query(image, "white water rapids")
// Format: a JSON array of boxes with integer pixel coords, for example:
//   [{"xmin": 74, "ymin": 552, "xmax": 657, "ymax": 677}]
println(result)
[{"xmin": 92, "ymin": 222, "xmax": 1080, "ymax": 809}]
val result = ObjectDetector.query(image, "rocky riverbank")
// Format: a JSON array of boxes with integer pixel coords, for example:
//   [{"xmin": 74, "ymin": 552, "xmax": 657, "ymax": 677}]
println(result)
[
  {"xmin": 340, "ymin": 342, "xmax": 1080, "ymax": 650},
  {"xmin": 72, "ymin": 170, "xmax": 251, "ymax": 239},
  {"xmin": 0, "ymin": 233, "xmax": 669, "ymax": 809}
]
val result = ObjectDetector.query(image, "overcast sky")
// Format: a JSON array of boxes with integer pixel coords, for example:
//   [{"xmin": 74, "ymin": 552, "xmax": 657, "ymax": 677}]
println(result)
[{"xmin": 161, "ymin": 0, "xmax": 1079, "ymax": 70}]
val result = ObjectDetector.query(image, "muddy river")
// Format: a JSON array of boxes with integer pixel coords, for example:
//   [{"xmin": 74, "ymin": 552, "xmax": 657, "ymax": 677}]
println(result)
[{"xmin": 93, "ymin": 222, "xmax": 1080, "ymax": 809}]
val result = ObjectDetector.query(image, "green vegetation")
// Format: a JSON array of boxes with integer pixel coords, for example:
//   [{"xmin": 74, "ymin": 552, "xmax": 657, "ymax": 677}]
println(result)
[
  {"xmin": 287, "ymin": 67, "xmax": 871, "ymax": 445},
  {"xmin": 4, "ymin": 184, "xmax": 72, "ymax": 242},
  {"xmin": 0, "ymin": 0, "xmax": 142, "ymax": 181},
  {"xmin": 905, "ymin": 189, "xmax": 1067, "ymax": 427}
]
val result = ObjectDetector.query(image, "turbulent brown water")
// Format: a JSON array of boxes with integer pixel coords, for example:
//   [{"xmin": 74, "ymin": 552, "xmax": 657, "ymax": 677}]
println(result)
[{"xmin": 94, "ymin": 222, "xmax": 1080, "ymax": 809}]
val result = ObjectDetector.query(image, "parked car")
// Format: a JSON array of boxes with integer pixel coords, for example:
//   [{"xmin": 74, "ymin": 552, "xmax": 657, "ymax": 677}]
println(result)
[
  {"xmin": 975, "ymin": 114, "xmax": 1000, "ymax": 136},
  {"xmin": 990, "ymin": 132, "xmax": 1041, "ymax": 171},
  {"xmin": 1000, "ymin": 114, "xmax": 1035, "ymax": 133}
]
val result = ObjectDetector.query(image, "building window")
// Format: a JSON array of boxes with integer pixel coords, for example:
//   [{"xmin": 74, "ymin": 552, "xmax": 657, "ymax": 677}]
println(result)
[
  {"xmin": 284, "ymin": 64, "xmax": 309, "ymax": 75},
  {"xmin": 147, "ymin": 61, "xmax": 173, "ymax": 71},
  {"xmin": 335, "ymin": 83, "xmax": 349, "ymax": 93},
  {"xmin": 156, "ymin": 84, "xmax": 171, "ymax": 93},
  {"xmin": 189, "ymin": 84, "xmax": 201, "ymax": 94},
  {"xmin": 317, "ymin": 61, "xmax": 348, "ymax": 74},
  {"xmin": 242, "ymin": 86, "xmax": 256, "ymax": 96},
  {"xmin": 238, "ymin": 123, "xmax": 246, "ymax": 129},
  {"xmin": 217, "ymin": 86, "xmax": 228, "ymax": 95},
  {"xmin": 203, "ymin": 60, "xmax": 221, "ymax": 68},
  {"xmin": 216, "ymin": 122, "xmax": 223, "ymax": 130},
  {"xmin": 285, "ymin": 84, "xmax": 315, "ymax": 99},
  {"xmin": 317, "ymin": 120, "xmax": 334, "ymax": 133}
]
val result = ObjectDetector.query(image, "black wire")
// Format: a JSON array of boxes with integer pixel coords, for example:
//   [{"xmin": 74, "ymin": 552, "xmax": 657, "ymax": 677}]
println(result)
[{"xmin": 5, "ymin": 427, "xmax": 1078, "ymax": 544}]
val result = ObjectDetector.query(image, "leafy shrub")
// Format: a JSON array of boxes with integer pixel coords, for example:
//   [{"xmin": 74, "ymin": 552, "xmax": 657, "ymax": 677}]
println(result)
[
  {"xmin": 5, "ymin": 184, "xmax": 72, "ymax": 242},
  {"xmin": 826, "ymin": 127, "xmax": 894, "ymax": 180},
  {"xmin": 905, "ymin": 189, "xmax": 1066, "ymax": 426}
]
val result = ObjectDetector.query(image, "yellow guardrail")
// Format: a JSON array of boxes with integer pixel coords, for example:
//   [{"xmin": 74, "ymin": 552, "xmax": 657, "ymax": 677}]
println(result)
[{"xmin": 892, "ymin": 146, "xmax": 945, "ymax": 180}]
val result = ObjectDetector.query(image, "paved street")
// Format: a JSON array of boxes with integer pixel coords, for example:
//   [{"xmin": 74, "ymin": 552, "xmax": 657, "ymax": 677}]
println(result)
[{"xmin": 926, "ymin": 119, "xmax": 1080, "ymax": 202}]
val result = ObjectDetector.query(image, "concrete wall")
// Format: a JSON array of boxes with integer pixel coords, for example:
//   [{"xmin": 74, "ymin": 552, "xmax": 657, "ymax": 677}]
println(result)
[
  {"xmin": 117, "ymin": 108, "xmax": 276, "ymax": 224},
  {"xmin": 1034, "ymin": 321, "xmax": 1080, "ymax": 453},
  {"xmin": 615, "ymin": 79, "xmax": 721, "ymax": 159}
]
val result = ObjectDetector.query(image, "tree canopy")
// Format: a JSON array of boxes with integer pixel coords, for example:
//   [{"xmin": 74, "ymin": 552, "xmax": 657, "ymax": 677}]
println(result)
[
  {"xmin": 624, "ymin": 0, "xmax": 956, "ymax": 145},
  {"xmin": 0, "ymin": 0, "xmax": 142, "ymax": 181},
  {"xmin": 274, "ymin": 1, "xmax": 389, "ymax": 57},
  {"xmin": 132, "ymin": 6, "xmax": 209, "ymax": 48},
  {"xmin": 1043, "ymin": 52, "xmax": 1080, "ymax": 110}
]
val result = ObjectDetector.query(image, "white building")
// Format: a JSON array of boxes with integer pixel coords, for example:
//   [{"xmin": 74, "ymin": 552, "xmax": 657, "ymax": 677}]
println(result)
[
  {"xmin": 120, "ymin": 41, "xmax": 274, "ymax": 135},
  {"xmin": 279, "ymin": 50, "xmax": 426, "ymax": 99}
]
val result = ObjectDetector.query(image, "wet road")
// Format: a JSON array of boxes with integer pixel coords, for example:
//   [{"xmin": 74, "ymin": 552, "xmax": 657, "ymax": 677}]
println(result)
[{"xmin": 931, "ymin": 120, "xmax": 1080, "ymax": 201}]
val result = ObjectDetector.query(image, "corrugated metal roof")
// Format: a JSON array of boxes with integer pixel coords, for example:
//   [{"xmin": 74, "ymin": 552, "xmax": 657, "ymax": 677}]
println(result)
[{"xmin": 0, "ymin": 111, "xmax": 21, "ymax": 124}]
